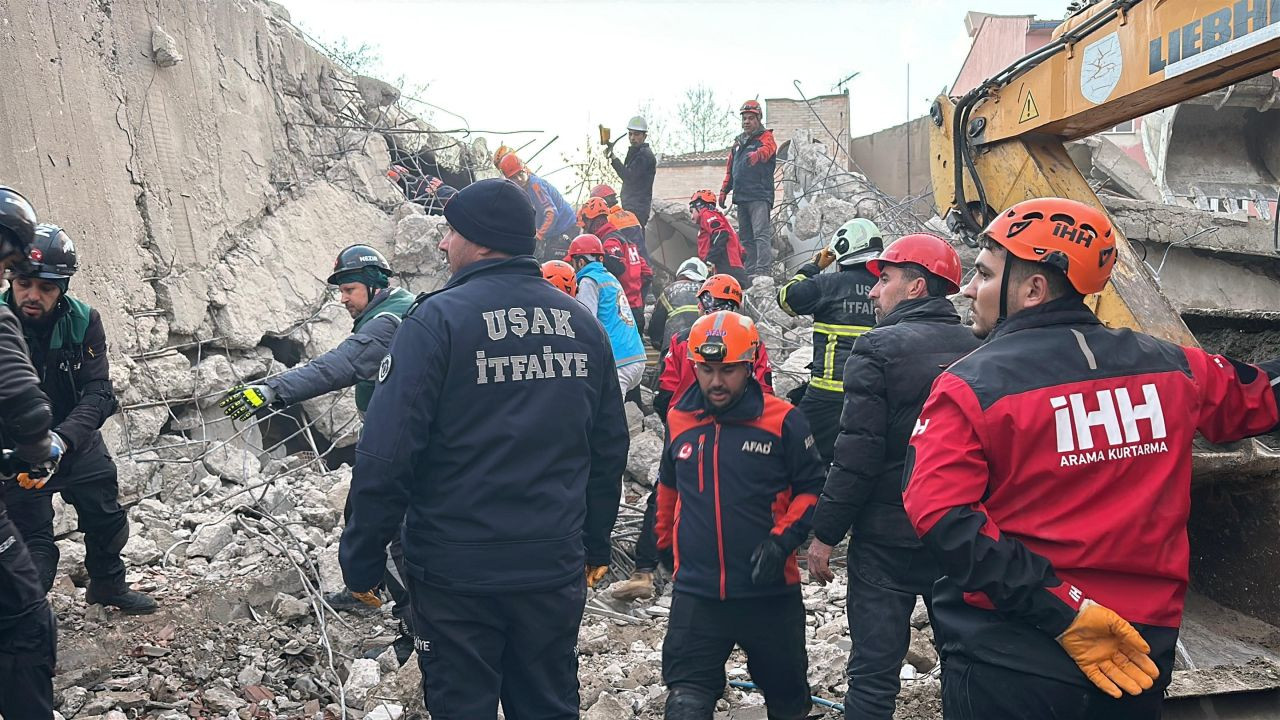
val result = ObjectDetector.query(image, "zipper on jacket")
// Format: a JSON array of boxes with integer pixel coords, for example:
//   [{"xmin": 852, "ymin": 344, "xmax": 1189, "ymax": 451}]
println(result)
[
  {"xmin": 713, "ymin": 423, "xmax": 727, "ymax": 600},
  {"xmin": 697, "ymin": 436, "xmax": 706, "ymax": 492}
]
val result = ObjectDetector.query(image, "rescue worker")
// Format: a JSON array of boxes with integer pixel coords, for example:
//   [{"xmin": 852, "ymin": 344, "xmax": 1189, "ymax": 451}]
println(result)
[
  {"xmin": 492, "ymin": 144, "xmax": 515, "ymax": 169},
  {"xmin": 219, "ymin": 244, "xmax": 417, "ymax": 664},
  {"xmin": 612, "ymin": 276, "xmax": 774, "ymax": 603},
  {"xmin": 541, "ymin": 259, "xmax": 578, "ymax": 297},
  {"xmin": 339, "ymin": 178, "xmax": 629, "ymax": 717},
  {"xmin": 647, "ymin": 257, "xmax": 707, "ymax": 355},
  {"xmin": 719, "ymin": 100, "xmax": 777, "ymax": 278},
  {"xmin": 387, "ymin": 164, "xmax": 458, "ymax": 214},
  {"xmin": 2, "ymin": 223, "xmax": 157, "ymax": 614},
  {"xmin": 579, "ymin": 197, "xmax": 652, "ymax": 334},
  {"xmin": 777, "ymin": 218, "xmax": 880, "ymax": 463},
  {"xmin": 0, "ymin": 185, "xmax": 59, "ymax": 716},
  {"xmin": 655, "ymin": 311, "xmax": 824, "ymax": 720},
  {"xmin": 901, "ymin": 197, "xmax": 1280, "ymax": 718},
  {"xmin": 689, "ymin": 189, "xmax": 746, "ymax": 287},
  {"xmin": 499, "ymin": 153, "xmax": 576, "ymax": 261},
  {"xmin": 591, "ymin": 183, "xmax": 652, "ymax": 266},
  {"xmin": 566, "ymin": 234, "xmax": 647, "ymax": 397},
  {"xmin": 605, "ymin": 116, "xmax": 656, "ymax": 229},
  {"xmin": 805, "ymin": 234, "xmax": 979, "ymax": 719}
]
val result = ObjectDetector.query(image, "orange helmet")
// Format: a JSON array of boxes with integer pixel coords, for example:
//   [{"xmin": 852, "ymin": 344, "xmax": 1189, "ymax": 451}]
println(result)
[
  {"xmin": 541, "ymin": 260, "xmax": 578, "ymax": 296},
  {"xmin": 565, "ymin": 234, "xmax": 605, "ymax": 258},
  {"xmin": 499, "ymin": 153, "xmax": 525, "ymax": 179},
  {"xmin": 740, "ymin": 99, "xmax": 763, "ymax": 117},
  {"xmin": 866, "ymin": 234, "xmax": 964, "ymax": 295},
  {"xmin": 493, "ymin": 144, "xmax": 515, "ymax": 168},
  {"xmin": 688, "ymin": 311, "xmax": 760, "ymax": 364},
  {"xmin": 697, "ymin": 274, "xmax": 743, "ymax": 314},
  {"xmin": 982, "ymin": 198, "xmax": 1117, "ymax": 295},
  {"xmin": 577, "ymin": 197, "xmax": 611, "ymax": 227},
  {"xmin": 690, "ymin": 189, "xmax": 717, "ymax": 207}
]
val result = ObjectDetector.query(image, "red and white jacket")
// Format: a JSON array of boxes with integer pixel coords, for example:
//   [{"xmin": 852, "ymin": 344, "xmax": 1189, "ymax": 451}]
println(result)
[{"xmin": 903, "ymin": 299, "xmax": 1280, "ymax": 686}]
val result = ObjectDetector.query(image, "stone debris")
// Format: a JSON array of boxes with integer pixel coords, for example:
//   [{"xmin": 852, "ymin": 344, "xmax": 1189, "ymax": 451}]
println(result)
[{"xmin": 150, "ymin": 26, "xmax": 183, "ymax": 67}]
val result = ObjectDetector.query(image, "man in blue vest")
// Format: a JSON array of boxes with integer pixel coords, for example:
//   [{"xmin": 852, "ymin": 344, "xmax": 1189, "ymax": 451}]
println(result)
[
  {"xmin": 566, "ymin": 234, "xmax": 648, "ymax": 397},
  {"xmin": 340, "ymin": 178, "xmax": 628, "ymax": 716},
  {"xmin": 220, "ymin": 244, "xmax": 418, "ymax": 664},
  {"xmin": 2, "ymin": 223, "xmax": 157, "ymax": 615}
]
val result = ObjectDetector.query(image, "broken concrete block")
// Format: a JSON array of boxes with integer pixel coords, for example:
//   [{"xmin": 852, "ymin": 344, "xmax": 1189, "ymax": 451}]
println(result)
[
  {"xmin": 151, "ymin": 27, "xmax": 183, "ymax": 67},
  {"xmin": 121, "ymin": 534, "xmax": 161, "ymax": 566},
  {"xmin": 188, "ymin": 522, "xmax": 235, "ymax": 559},
  {"xmin": 905, "ymin": 627, "xmax": 938, "ymax": 672},
  {"xmin": 355, "ymin": 75, "xmax": 400, "ymax": 108},
  {"xmin": 202, "ymin": 442, "xmax": 262, "ymax": 481},
  {"xmin": 344, "ymin": 658, "xmax": 381, "ymax": 705},
  {"xmin": 626, "ymin": 432, "xmax": 663, "ymax": 487}
]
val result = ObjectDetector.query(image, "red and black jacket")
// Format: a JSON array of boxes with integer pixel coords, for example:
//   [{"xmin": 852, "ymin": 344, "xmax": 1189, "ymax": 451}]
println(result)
[
  {"xmin": 693, "ymin": 207, "xmax": 744, "ymax": 274},
  {"xmin": 903, "ymin": 298, "xmax": 1280, "ymax": 686},
  {"xmin": 656, "ymin": 379, "xmax": 824, "ymax": 600},
  {"xmin": 602, "ymin": 230, "xmax": 652, "ymax": 310}
]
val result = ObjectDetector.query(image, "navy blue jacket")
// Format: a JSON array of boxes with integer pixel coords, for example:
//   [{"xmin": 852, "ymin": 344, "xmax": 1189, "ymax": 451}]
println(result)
[{"xmin": 340, "ymin": 256, "xmax": 629, "ymax": 595}]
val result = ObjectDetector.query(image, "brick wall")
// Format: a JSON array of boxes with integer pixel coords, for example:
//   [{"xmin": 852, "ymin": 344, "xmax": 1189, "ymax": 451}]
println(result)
[
  {"xmin": 652, "ymin": 162, "xmax": 727, "ymax": 203},
  {"xmin": 766, "ymin": 93, "xmax": 851, "ymax": 167}
]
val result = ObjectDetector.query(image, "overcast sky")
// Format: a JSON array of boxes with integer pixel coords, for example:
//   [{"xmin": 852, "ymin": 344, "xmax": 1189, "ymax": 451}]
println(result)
[{"xmin": 283, "ymin": 0, "xmax": 1067, "ymax": 190}]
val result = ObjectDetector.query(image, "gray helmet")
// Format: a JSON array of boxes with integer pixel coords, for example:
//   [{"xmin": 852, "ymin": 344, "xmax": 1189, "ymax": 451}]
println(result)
[
  {"xmin": 626, "ymin": 116, "xmax": 648, "ymax": 133},
  {"xmin": 0, "ymin": 186, "xmax": 38, "ymax": 265}
]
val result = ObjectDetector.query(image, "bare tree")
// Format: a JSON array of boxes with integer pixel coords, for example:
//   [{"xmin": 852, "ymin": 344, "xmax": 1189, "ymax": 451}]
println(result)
[
  {"xmin": 671, "ymin": 85, "xmax": 737, "ymax": 154},
  {"xmin": 563, "ymin": 136, "xmax": 621, "ymax": 206}
]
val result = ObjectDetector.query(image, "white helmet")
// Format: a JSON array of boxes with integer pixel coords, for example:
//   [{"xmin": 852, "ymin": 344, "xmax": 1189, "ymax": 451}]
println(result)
[
  {"xmin": 830, "ymin": 218, "xmax": 883, "ymax": 266},
  {"xmin": 627, "ymin": 116, "xmax": 649, "ymax": 133},
  {"xmin": 675, "ymin": 257, "xmax": 708, "ymax": 282}
]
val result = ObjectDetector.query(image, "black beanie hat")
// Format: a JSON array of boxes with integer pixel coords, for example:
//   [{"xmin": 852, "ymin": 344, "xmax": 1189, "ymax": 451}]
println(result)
[{"xmin": 443, "ymin": 178, "xmax": 537, "ymax": 256}]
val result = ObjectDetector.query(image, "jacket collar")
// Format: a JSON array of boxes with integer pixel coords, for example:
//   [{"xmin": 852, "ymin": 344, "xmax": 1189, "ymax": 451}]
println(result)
[
  {"xmin": 988, "ymin": 295, "xmax": 1100, "ymax": 341},
  {"xmin": 674, "ymin": 374, "xmax": 766, "ymax": 423},
  {"xmin": 876, "ymin": 296, "xmax": 962, "ymax": 329},
  {"xmin": 444, "ymin": 255, "xmax": 540, "ymax": 290},
  {"xmin": 351, "ymin": 286, "xmax": 411, "ymax": 327}
]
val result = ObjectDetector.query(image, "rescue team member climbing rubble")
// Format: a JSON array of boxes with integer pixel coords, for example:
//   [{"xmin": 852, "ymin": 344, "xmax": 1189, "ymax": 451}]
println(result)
[
  {"xmin": 0, "ymin": 185, "xmax": 60, "ymax": 717},
  {"xmin": 612, "ymin": 273, "xmax": 773, "ymax": 603},
  {"xmin": 566, "ymin": 233, "xmax": 647, "ymax": 397},
  {"xmin": 340, "ymin": 178, "xmax": 629, "ymax": 717},
  {"xmin": 2, "ymin": 222, "xmax": 157, "ymax": 615},
  {"xmin": 777, "ymin": 218, "xmax": 881, "ymax": 464},
  {"xmin": 220, "ymin": 244, "xmax": 418, "ymax": 665},
  {"xmin": 806, "ymin": 234, "xmax": 979, "ymax": 719},
  {"xmin": 500, "ymin": 153, "xmax": 577, "ymax": 261},
  {"xmin": 655, "ymin": 310, "xmax": 824, "ymax": 720},
  {"xmin": 689, "ymin": 190, "xmax": 747, "ymax": 288},
  {"xmin": 720, "ymin": 100, "xmax": 777, "ymax": 278},
  {"xmin": 903, "ymin": 197, "xmax": 1280, "ymax": 719}
]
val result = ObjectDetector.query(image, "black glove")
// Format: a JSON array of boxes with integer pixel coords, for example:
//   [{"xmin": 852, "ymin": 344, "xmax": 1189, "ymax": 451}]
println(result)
[
  {"xmin": 750, "ymin": 538, "xmax": 787, "ymax": 586},
  {"xmin": 658, "ymin": 546, "xmax": 675, "ymax": 573}
]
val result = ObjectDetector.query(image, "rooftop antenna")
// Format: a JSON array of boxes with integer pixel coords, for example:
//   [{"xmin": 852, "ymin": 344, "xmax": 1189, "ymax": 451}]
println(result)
[{"xmin": 833, "ymin": 71, "xmax": 860, "ymax": 93}]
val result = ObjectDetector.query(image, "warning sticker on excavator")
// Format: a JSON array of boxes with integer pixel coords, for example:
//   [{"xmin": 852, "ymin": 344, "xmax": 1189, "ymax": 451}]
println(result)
[{"xmin": 1019, "ymin": 91, "xmax": 1040, "ymax": 123}]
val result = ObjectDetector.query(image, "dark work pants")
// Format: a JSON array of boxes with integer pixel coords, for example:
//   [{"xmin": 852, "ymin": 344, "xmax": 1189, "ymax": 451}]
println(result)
[
  {"xmin": 737, "ymin": 201, "xmax": 774, "ymax": 277},
  {"xmin": 341, "ymin": 493, "xmax": 412, "ymax": 630},
  {"xmin": 0, "ymin": 505, "xmax": 56, "ymax": 718},
  {"xmin": 634, "ymin": 489, "xmax": 659, "ymax": 572},
  {"xmin": 797, "ymin": 391, "xmax": 843, "ymax": 464},
  {"xmin": 4, "ymin": 444, "xmax": 127, "ymax": 593},
  {"xmin": 663, "ymin": 591, "xmax": 810, "ymax": 720},
  {"xmin": 942, "ymin": 653, "xmax": 1171, "ymax": 720},
  {"xmin": 410, "ymin": 576, "xmax": 587, "ymax": 719},
  {"xmin": 632, "ymin": 306, "xmax": 647, "ymax": 339},
  {"xmin": 844, "ymin": 542, "xmax": 938, "ymax": 720}
]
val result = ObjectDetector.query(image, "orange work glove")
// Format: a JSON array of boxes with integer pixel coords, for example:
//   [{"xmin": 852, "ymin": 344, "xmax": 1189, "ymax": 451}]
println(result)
[
  {"xmin": 350, "ymin": 590, "xmax": 383, "ymax": 609},
  {"xmin": 1056, "ymin": 599, "xmax": 1160, "ymax": 698},
  {"xmin": 813, "ymin": 248, "xmax": 837, "ymax": 270},
  {"xmin": 585, "ymin": 565, "xmax": 608, "ymax": 588}
]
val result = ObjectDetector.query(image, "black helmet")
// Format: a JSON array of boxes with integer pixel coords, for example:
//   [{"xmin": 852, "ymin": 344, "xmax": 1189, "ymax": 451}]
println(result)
[
  {"xmin": 326, "ymin": 244, "xmax": 392, "ymax": 286},
  {"xmin": 0, "ymin": 186, "xmax": 38, "ymax": 264},
  {"xmin": 24, "ymin": 224, "xmax": 78, "ymax": 280}
]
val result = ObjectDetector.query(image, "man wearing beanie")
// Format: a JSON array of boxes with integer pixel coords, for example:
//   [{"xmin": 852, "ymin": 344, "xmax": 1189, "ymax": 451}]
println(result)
[{"xmin": 341, "ymin": 178, "xmax": 630, "ymax": 717}]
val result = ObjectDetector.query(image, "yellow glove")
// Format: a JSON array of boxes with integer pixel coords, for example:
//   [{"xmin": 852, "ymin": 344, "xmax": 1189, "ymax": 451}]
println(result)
[
  {"xmin": 585, "ymin": 565, "xmax": 608, "ymax": 588},
  {"xmin": 814, "ymin": 248, "xmax": 837, "ymax": 270},
  {"xmin": 1056, "ymin": 599, "xmax": 1160, "ymax": 698},
  {"xmin": 350, "ymin": 590, "xmax": 383, "ymax": 609}
]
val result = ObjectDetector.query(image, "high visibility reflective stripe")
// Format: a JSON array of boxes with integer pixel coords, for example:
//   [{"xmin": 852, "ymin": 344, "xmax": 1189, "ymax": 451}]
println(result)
[
  {"xmin": 810, "ymin": 376, "xmax": 844, "ymax": 392},
  {"xmin": 810, "ymin": 323, "xmax": 870, "ymax": 394},
  {"xmin": 777, "ymin": 274, "xmax": 807, "ymax": 316},
  {"xmin": 667, "ymin": 305, "xmax": 698, "ymax": 317},
  {"xmin": 813, "ymin": 322, "xmax": 872, "ymax": 337}
]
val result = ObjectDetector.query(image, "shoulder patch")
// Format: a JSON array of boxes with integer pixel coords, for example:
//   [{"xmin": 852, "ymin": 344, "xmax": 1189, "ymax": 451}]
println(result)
[{"xmin": 378, "ymin": 354, "xmax": 393, "ymax": 383}]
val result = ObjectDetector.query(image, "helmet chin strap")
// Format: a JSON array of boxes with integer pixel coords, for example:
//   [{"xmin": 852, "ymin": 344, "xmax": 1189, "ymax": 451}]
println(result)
[{"xmin": 995, "ymin": 253, "xmax": 1014, "ymax": 330}]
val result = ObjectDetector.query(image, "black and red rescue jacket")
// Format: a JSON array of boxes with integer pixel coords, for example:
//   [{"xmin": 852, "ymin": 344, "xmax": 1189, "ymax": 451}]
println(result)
[
  {"xmin": 656, "ymin": 380, "xmax": 825, "ymax": 600},
  {"xmin": 903, "ymin": 298, "xmax": 1280, "ymax": 686}
]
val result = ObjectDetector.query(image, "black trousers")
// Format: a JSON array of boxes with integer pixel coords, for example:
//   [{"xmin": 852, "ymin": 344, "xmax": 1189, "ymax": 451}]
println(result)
[
  {"xmin": 341, "ymin": 494, "xmax": 412, "ymax": 628},
  {"xmin": 632, "ymin": 306, "xmax": 647, "ymax": 339},
  {"xmin": 942, "ymin": 654, "xmax": 1170, "ymax": 720},
  {"xmin": 663, "ymin": 591, "xmax": 810, "ymax": 720},
  {"xmin": 0, "ymin": 505, "xmax": 56, "ymax": 718},
  {"xmin": 797, "ymin": 391, "xmax": 843, "ymax": 464},
  {"xmin": 3, "ymin": 443, "xmax": 127, "ymax": 592},
  {"xmin": 633, "ymin": 489, "xmax": 659, "ymax": 572},
  {"xmin": 844, "ymin": 542, "xmax": 938, "ymax": 720},
  {"xmin": 410, "ymin": 576, "xmax": 587, "ymax": 719}
]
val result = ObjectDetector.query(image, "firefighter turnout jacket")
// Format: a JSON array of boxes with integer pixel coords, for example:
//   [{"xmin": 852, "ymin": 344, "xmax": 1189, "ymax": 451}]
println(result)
[{"xmin": 777, "ymin": 262, "xmax": 876, "ymax": 396}]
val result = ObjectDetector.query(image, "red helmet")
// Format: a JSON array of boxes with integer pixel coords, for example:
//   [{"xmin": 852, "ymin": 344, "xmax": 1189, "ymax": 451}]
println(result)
[
  {"xmin": 982, "ymin": 198, "xmax": 1117, "ymax": 295},
  {"xmin": 493, "ymin": 144, "xmax": 515, "ymax": 168},
  {"xmin": 688, "ymin": 311, "xmax": 760, "ymax": 364},
  {"xmin": 541, "ymin": 260, "xmax": 578, "ymax": 296},
  {"xmin": 590, "ymin": 184, "xmax": 618, "ymax": 203},
  {"xmin": 566, "ymin": 234, "xmax": 605, "ymax": 258},
  {"xmin": 498, "ymin": 153, "xmax": 525, "ymax": 179},
  {"xmin": 740, "ymin": 100, "xmax": 763, "ymax": 117},
  {"xmin": 866, "ymin": 234, "xmax": 964, "ymax": 295},
  {"xmin": 690, "ymin": 189, "xmax": 717, "ymax": 207}
]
